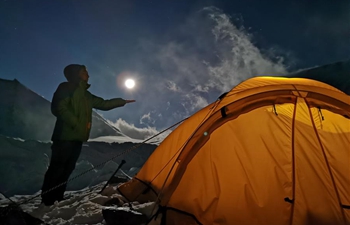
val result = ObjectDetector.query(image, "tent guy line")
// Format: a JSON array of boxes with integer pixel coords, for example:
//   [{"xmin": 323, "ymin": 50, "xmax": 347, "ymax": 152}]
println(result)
[{"xmin": 14, "ymin": 117, "xmax": 187, "ymax": 207}]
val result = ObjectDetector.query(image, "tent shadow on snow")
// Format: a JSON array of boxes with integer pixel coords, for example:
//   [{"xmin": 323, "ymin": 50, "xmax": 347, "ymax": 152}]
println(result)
[{"xmin": 116, "ymin": 75, "xmax": 350, "ymax": 225}]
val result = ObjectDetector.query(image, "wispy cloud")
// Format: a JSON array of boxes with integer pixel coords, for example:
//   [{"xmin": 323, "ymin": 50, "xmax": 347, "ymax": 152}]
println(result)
[
  {"xmin": 184, "ymin": 93, "xmax": 209, "ymax": 111},
  {"xmin": 166, "ymin": 80, "xmax": 181, "ymax": 92},
  {"xmin": 140, "ymin": 112, "xmax": 156, "ymax": 125},
  {"xmin": 112, "ymin": 118, "xmax": 171, "ymax": 142},
  {"xmin": 204, "ymin": 7, "xmax": 288, "ymax": 92},
  {"xmin": 105, "ymin": 6, "xmax": 290, "ymax": 131}
]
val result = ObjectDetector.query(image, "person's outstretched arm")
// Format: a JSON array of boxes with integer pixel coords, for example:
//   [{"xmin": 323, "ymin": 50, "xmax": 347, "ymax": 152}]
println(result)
[{"xmin": 91, "ymin": 94, "xmax": 135, "ymax": 110}]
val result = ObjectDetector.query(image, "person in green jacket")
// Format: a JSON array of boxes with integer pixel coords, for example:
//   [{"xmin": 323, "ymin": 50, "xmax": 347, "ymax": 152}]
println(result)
[{"xmin": 41, "ymin": 64, "xmax": 135, "ymax": 206}]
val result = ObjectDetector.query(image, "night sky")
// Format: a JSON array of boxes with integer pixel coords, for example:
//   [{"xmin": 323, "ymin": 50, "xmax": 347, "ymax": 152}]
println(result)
[{"xmin": 1, "ymin": 0, "xmax": 349, "ymax": 133}]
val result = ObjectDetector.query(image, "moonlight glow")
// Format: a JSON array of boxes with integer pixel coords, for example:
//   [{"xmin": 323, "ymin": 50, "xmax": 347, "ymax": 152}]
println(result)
[{"xmin": 125, "ymin": 79, "xmax": 135, "ymax": 89}]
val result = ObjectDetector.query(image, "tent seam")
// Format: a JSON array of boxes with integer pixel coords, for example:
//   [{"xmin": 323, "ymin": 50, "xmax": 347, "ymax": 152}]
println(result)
[
  {"xmin": 289, "ymin": 97, "xmax": 298, "ymax": 225},
  {"xmin": 305, "ymin": 100, "xmax": 347, "ymax": 224}
]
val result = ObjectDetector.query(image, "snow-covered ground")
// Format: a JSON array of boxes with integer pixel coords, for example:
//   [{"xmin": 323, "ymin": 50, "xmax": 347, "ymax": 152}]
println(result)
[
  {"xmin": 1, "ymin": 182, "xmax": 160, "ymax": 225},
  {"xmin": 0, "ymin": 133, "xmax": 161, "ymax": 224}
]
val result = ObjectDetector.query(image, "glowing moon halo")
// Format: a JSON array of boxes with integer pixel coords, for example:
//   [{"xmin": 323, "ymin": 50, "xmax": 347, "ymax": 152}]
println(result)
[{"xmin": 125, "ymin": 79, "xmax": 135, "ymax": 89}]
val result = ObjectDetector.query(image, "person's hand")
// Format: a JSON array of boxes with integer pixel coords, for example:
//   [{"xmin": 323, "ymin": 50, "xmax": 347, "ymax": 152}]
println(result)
[{"xmin": 125, "ymin": 100, "xmax": 136, "ymax": 103}]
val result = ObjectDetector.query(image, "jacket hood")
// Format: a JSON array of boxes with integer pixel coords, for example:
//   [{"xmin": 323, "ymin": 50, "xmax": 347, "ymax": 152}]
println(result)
[{"xmin": 64, "ymin": 64, "xmax": 86, "ymax": 84}]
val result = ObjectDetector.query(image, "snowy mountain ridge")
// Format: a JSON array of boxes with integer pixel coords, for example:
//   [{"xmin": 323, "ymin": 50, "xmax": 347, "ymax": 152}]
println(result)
[
  {"xmin": 0, "ymin": 78, "xmax": 127, "ymax": 142},
  {"xmin": 288, "ymin": 59, "xmax": 350, "ymax": 94}
]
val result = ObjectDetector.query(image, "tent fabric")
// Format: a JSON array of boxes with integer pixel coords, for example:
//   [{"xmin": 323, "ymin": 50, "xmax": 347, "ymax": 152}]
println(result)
[{"xmin": 118, "ymin": 77, "xmax": 350, "ymax": 225}]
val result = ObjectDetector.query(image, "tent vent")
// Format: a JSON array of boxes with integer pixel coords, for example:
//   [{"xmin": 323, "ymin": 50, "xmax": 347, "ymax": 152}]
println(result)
[
  {"xmin": 284, "ymin": 197, "xmax": 294, "ymax": 204},
  {"xmin": 221, "ymin": 107, "xmax": 227, "ymax": 118},
  {"xmin": 342, "ymin": 205, "xmax": 350, "ymax": 209}
]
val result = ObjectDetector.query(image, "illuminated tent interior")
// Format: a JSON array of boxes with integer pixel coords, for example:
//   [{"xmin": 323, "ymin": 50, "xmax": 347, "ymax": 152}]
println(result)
[{"xmin": 118, "ymin": 76, "xmax": 350, "ymax": 225}]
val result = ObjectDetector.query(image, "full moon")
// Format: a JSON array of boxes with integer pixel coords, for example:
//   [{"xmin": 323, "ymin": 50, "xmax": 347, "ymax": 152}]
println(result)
[{"xmin": 125, "ymin": 79, "xmax": 135, "ymax": 89}]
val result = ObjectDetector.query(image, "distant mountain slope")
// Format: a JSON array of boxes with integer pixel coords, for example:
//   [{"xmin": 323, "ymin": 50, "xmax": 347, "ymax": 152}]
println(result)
[
  {"xmin": 288, "ymin": 59, "xmax": 350, "ymax": 94},
  {"xmin": 0, "ymin": 78, "xmax": 126, "ymax": 141},
  {"xmin": 0, "ymin": 134, "xmax": 157, "ymax": 196}
]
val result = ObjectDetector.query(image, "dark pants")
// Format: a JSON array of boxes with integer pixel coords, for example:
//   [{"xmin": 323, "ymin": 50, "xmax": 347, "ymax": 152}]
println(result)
[{"xmin": 41, "ymin": 140, "xmax": 82, "ymax": 205}]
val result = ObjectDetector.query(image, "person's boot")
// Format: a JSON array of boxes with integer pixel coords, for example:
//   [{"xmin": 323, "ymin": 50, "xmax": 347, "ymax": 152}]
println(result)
[
  {"xmin": 41, "ymin": 199, "xmax": 55, "ymax": 206},
  {"xmin": 41, "ymin": 194, "xmax": 55, "ymax": 206},
  {"xmin": 57, "ymin": 195, "xmax": 68, "ymax": 202}
]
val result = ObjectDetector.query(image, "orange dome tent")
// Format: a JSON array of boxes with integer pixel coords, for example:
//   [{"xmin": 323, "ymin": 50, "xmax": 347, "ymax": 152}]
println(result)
[{"xmin": 118, "ymin": 77, "xmax": 350, "ymax": 225}]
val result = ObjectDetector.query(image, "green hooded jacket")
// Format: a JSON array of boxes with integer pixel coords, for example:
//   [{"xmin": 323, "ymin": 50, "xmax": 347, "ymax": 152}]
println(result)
[{"xmin": 51, "ymin": 80, "xmax": 126, "ymax": 142}]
